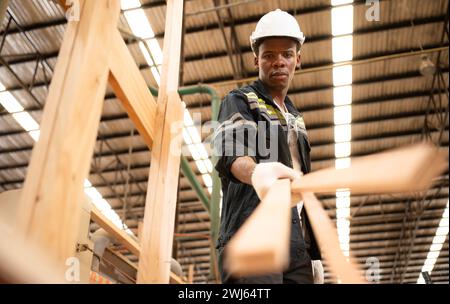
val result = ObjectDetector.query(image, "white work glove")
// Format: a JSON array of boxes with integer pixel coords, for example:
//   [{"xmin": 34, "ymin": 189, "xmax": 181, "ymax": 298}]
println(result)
[
  {"xmin": 312, "ymin": 260, "xmax": 324, "ymax": 284},
  {"xmin": 251, "ymin": 162, "xmax": 301, "ymax": 200}
]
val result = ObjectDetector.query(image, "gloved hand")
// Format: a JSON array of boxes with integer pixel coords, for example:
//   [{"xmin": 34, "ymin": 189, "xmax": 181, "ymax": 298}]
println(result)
[
  {"xmin": 312, "ymin": 260, "xmax": 324, "ymax": 284},
  {"xmin": 251, "ymin": 162, "xmax": 301, "ymax": 200}
]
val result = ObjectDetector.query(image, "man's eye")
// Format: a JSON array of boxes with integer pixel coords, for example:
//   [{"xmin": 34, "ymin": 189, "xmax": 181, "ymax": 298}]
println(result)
[{"xmin": 284, "ymin": 53, "xmax": 294, "ymax": 58}]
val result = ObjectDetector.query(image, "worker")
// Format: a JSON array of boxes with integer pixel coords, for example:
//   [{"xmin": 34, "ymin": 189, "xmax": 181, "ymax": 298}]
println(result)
[{"xmin": 213, "ymin": 9, "xmax": 324, "ymax": 284}]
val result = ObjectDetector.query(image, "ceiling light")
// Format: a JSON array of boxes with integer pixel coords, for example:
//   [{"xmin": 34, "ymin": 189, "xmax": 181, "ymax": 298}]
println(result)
[
  {"xmin": 0, "ymin": 91, "xmax": 24, "ymax": 113},
  {"xmin": 333, "ymin": 65, "xmax": 352, "ymax": 86},
  {"xmin": 335, "ymin": 157, "xmax": 351, "ymax": 169},
  {"xmin": 332, "ymin": 35, "xmax": 353, "ymax": 63},
  {"xmin": 121, "ymin": 0, "xmax": 141, "ymax": 10},
  {"xmin": 124, "ymin": 9, "xmax": 155, "ymax": 39},
  {"xmin": 334, "ymin": 124, "xmax": 351, "ymax": 143},
  {"xmin": 12, "ymin": 112, "xmax": 39, "ymax": 131},
  {"xmin": 334, "ymin": 105, "xmax": 352, "ymax": 125},
  {"xmin": 331, "ymin": 5, "xmax": 353, "ymax": 36},
  {"xmin": 333, "ymin": 85, "xmax": 352, "ymax": 106}
]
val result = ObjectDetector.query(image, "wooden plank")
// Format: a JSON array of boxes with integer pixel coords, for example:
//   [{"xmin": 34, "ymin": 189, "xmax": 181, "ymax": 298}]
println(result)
[
  {"xmin": 136, "ymin": 0, "xmax": 185, "ymax": 284},
  {"xmin": 109, "ymin": 30, "xmax": 157, "ymax": 148},
  {"xmin": 0, "ymin": 224, "xmax": 66, "ymax": 283},
  {"xmin": 224, "ymin": 179, "xmax": 292, "ymax": 277},
  {"xmin": 187, "ymin": 264, "xmax": 194, "ymax": 283},
  {"xmin": 137, "ymin": 92, "xmax": 185, "ymax": 283},
  {"xmin": 15, "ymin": 0, "xmax": 121, "ymax": 266},
  {"xmin": 301, "ymin": 192, "xmax": 364, "ymax": 283},
  {"xmin": 90, "ymin": 207, "xmax": 140, "ymax": 257},
  {"xmin": 291, "ymin": 143, "xmax": 447, "ymax": 197},
  {"xmin": 170, "ymin": 272, "xmax": 186, "ymax": 284}
]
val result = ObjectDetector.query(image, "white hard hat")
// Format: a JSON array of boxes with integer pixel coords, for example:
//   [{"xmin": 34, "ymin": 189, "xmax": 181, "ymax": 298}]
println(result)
[{"xmin": 250, "ymin": 9, "xmax": 305, "ymax": 53}]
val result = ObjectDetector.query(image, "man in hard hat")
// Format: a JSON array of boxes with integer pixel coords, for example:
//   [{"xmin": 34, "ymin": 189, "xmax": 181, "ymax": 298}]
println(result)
[{"xmin": 213, "ymin": 9, "xmax": 323, "ymax": 284}]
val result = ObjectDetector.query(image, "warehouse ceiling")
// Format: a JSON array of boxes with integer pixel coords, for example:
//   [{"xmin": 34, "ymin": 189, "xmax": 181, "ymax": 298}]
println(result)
[{"xmin": 0, "ymin": 0, "xmax": 448, "ymax": 284}]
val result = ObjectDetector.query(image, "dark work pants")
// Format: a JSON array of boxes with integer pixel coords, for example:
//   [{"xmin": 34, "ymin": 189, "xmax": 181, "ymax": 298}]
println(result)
[
  {"xmin": 220, "ymin": 251, "xmax": 313, "ymax": 284},
  {"xmin": 218, "ymin": 209, "xmax": 314, "ymax": 284}
]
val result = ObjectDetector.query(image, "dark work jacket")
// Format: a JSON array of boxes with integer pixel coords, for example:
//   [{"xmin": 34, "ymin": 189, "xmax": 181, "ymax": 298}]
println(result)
[{"xmin": 213, "ymin": 79, "xmax": 322, "ymax": 267}]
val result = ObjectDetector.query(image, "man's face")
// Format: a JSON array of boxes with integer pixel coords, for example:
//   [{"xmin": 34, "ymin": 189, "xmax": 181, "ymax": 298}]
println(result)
[{"xmin": 255, "ymin": 38, "xmax": 300, "ymax": 93}]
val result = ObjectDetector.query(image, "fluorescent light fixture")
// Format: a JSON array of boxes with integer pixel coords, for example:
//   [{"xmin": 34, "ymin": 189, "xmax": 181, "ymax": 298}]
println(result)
[
  {"xmin": 187, "ymin": 126, "xmax": 201, "ymax": 143},
  {"xmin": 103, "ymin": 209, "xmax": 121, "ymax": 221},
  {"xmin": 0, "ymin": 91, "xmax": 24, "ymax": 113},
  {"xmin": 429, "ymin": 243, "xmax": 444, "ymax": 252},
  {"xmin": 433, "ymin": 235, "xmax": 446, "ymax": 244},
  {"xmin": 28, "ymin": 130, "xmax": 40, "ymax": 142},
  {"xmin": 184, "ymin": 110, "xmax": 194, "ymax": 126},
  {"xmin": 195, "ymin": 160, "xmax": 208, "ymax": 174},
  {"xmin": 332, "ymin": 35, "xmax": 353, "ymax": 62},
  {"xmin": 427, "ymin": 251, "xmax": 440, "ymax": 259},
  {"xmin": 146, "ymin": 39, "xmax": 163, "ymax": 65},
  {"xmin": 207, "ymin": 187, "xmax": 213, "ymax": 194},
  {"xmin": 331, "ymin": 0, "xmax": 353, "ymax": 5},
  {"xmin": 12, "ymin": 112, "xmax": 39, "ymax": 131},
  {"xmin": 195, "ymin": 143, "xmax": 209, "ymax": 159},
  {"xmin": 151, "ymin": 66, "xmax": 161, "ymax": 85},
  {"xmin": 92, "ymin": 198, "xmax": 112, "ymax": 211},
  {"xmin": 187, "ymin": 144, "xmax": 201, "ymax": 160},
  {"xmin": 138, "ymin": 42, "xmax": 155, "ymax": 67},
  {"xmin": 417, "ymin": 200, "xmax": 448, "ymax": 283},
  {"xmin": 202, "ymin": 174, "xmax": 213, "ymax": 188},
  {"xmin": 333, "ymin": 85, "xmax": 352, "ymax": 106},
  {"xmin": 435, "ymin": 226, "xmax": 448, "ymax": 236},
  {"xmin": 333, "ymin": 65, "xmax": 352, "ymax": 86},
  {"xmin": 336, "ymin": 190, "xmax": 351, "ymax": 197},
  {"xmin": 124, "ymin": 9, "xmax": 155, "ymax": 39},
  {"xmin": 335, "ymin": 157, "xmax": 351, "ymax": 169},
  {"xmin": 338, "ymin": 233, "xmax": 350, "ymax": 243},
  {"xmin": 339, "ymin": 243, "xmax": 349, "ymax": 251},
  {"xmin": 334, "ymin": 124, "xmax": 351, "ymax": 142},
  {"xmin": 336, "ymin": 207, "xmax": 350, "ymax": 219},
  {"xmin": 336, "ymin": 196, "xmax": 350, "ymax": 208},
  {"xmin": 84, "ymin": 179, "xmax": 92, "ymax": 188},
  {"xmin": 334, "ymin": 105, "xmax": 352, "ymax": 125},
  {"xmin": 182, "ymin": 128, "xmax": 193, "ymax": 145},
  {"xmin": 204, "ymin": 159, "xmax": 213, "ymax": 172},
  {"xmin": 84, "ymin": 187, "xmax": 103, "ymax": 201},
  {"xmin": 337, "ymin": 218, "xmax": 350, "ymax": 228},
  {"xmin": 0, "ymin": 82, "xmax": 5, "ymax": 91},
  {"xmin": 331, "ymin": 5, "xmax": 353, "ymax": 36},
  {"xmin": 121, "ymin": 0, "xmax": 141, "ymax": 10}
]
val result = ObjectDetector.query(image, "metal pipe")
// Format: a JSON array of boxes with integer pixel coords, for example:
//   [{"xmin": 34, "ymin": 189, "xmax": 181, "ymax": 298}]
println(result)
[{"xmin": 180, "ymin": 154, "xmax": 211, "ymax": 213}]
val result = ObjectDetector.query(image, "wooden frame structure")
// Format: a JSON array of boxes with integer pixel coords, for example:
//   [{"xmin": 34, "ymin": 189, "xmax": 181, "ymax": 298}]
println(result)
[{"xmin": 8, "ymin": 0, "xmax": 185, "ymax": 283}]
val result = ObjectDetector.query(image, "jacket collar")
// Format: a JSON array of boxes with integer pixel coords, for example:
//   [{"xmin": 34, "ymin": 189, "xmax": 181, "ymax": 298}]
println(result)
[{"xmin": 250, "ymin": 79, "xmax": 300, "ymax": 116}]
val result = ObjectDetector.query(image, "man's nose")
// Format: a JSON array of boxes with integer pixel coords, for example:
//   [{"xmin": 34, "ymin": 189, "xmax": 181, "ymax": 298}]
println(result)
[{"xmin": 273, "ymin": 54, "xmax": 286, "ymax": 67}]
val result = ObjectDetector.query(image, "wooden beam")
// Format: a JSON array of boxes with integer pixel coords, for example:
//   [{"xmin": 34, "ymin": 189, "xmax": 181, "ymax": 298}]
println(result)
[
  {"xmin": 291, "ymin": 143, "xmax": 447, "ymax": 197},
  {"xmin": 187, "ymin": 264, "xmax": 194, "ymax": 283},
  {"xmin": 225, "ymin": 179, "xmax": 292, "ymax": 277},
  {"xmin": 136, "ymin": 0, "xmax": 185, "ymax": 284},
  {"xmin": 301, "ymin": 192, "xmax": 364, "ymax": 283},
  {"xmin": 109, "ymin": 30, "xmax": 158, "ymax": 148},
  {"xmin": 15, "ymin": 0, "xmax": 121, "ymax": 266},
  {"xmin": 0, "ymin": 224, "xmax": 65, "ymax": 283}
]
